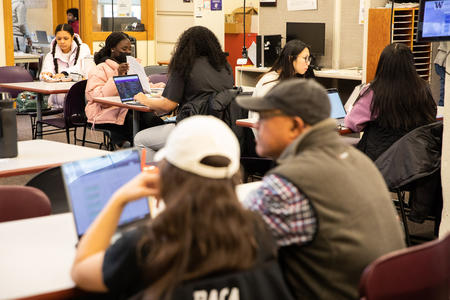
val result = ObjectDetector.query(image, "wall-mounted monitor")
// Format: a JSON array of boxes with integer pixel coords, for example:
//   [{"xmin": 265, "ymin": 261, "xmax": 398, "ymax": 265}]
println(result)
[
  {"xmin": 417, "ymin": 0, "xmax": 450, "ymax": 42},
  {"xmin": 286, "ymin": 22, "xmax": 325, "ymax": 56}
]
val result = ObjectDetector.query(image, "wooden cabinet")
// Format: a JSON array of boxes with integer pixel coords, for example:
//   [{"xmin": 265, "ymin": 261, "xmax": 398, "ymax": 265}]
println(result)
[{"xmin": 366, "ymin": 7, "xmax": 432, "ymax": 83}]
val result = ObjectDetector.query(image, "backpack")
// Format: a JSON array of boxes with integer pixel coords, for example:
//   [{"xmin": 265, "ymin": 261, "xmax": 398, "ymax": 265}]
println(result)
[{"xmin": 16, "ymin": 91, "xmax": 50, "ymax": 113}]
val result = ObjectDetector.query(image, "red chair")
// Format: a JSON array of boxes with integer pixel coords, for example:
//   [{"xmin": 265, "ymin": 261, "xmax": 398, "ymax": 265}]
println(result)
[
  {"xmin": 0, "ymin": 186, "xmax": 51, "ymax": 222},
  {"xmin": 359, "ymin": 234, "xmax": 450, "ymax": 300}
]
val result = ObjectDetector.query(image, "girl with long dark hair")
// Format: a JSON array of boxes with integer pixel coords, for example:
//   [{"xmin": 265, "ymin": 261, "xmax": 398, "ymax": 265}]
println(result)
[
  {"xmin": 344, "ymin": 43, "xmax": 437, "ymax": 160},
  {"xmin": 40, "ymin": 23, "xmax": 91, "ymax": 108},
  {"xmin": 133, "ymin": 26, "xmax": 234, "ymax": 155},
  {"xmin": 85, "ymin": 32, "xmax": 163, "ymax": 147},
  {"xmin": 70, "ymin": 116, "xmax": 290, "ymax": 300}
]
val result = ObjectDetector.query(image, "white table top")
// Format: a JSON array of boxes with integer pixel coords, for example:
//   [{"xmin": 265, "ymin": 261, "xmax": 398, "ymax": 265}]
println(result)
[
  {"xmin": 0, "ymin": 181, "xmax": 262, "ymax": 299},
  {"xmin": 0, "ymin": 81, "xmax": 75, "ymax": 94},
  {"xmin": 235, "ymin": 66, "xmax": 363, "ymax": 81},
  {"xmin": 0, "ymin": 213, "xmax": 77, "ymax": 299},
  {"xmin": 14, "ymin": 52, "xmax": 41, "ymax": 59},
  {"xmin": 0, "ymin": 140, "xmax": 109, "ymax": 177}
]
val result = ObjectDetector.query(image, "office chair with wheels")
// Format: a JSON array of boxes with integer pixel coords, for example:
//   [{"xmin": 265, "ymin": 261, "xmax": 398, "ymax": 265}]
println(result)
[
  {"xmin": 359, "ymin": 233, "xmax": 450, "ymax": 300},
  {"xmin": 25, "ymin": 166, "xmax": 69, "ymax": 214},
  {"xmin": 0, "ymin": 186, "xmax": 51, "ymax": 222}
]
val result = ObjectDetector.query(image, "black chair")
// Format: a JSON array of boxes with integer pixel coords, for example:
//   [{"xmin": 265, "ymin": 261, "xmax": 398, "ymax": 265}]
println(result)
[
  {"xmin": 25, "ymin": 166, "xmax": 69, "ymax": 214},
  {"xmin": 36, "ymin": 80, "xmax": 114, "ymax": 150},
  {"xmin": 0, "ymin": 66, "xmax": 63, "ymax": 138},
  {"xmin": 375, "ymin": 121, "xmax": 443, "ymax": 246},
  {"xmin": 144, "ymin": 65, "xmax": 168, "ymax": 76}
]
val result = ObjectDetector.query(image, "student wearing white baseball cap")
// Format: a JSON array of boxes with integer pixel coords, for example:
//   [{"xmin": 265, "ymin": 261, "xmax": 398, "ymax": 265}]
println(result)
[{"xmin": 71, "ymin": 116, "xmax": 294, "ymax": 300}]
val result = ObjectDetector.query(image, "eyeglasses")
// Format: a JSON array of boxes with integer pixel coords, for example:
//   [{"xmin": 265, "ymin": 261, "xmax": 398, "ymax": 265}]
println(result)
[
  {"xmin": 301, "ymin": 56, "xmax": 312, "ymax": 63},
  {"xmin": 257, "ymin": 111, "xmax": 288, "ymax": 122}
]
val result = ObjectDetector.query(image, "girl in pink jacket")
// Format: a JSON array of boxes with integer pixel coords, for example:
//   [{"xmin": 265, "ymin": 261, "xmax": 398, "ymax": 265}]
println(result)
[{"xmin": 85, "ymin": 32, "xmax": 163, "ymax": 147}]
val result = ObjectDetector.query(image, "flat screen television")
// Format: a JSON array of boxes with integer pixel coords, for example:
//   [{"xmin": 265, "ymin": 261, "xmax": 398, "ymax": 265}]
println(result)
[
  {"xmin": 286, "ymin": 22, "xmax": 325, "ymax": 56},
  {"xmin": 417, "ymin": 0, "xmax": 450, "ymax": 42}
]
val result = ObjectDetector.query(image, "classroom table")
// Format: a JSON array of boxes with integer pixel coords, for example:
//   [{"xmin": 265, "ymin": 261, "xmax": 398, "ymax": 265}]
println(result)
[
  {"xmin": 0, "ymin": 181, "xmax": 262, "ymax": 299},
  {"xmin": 0, "ymin": 81, "xmax": 75, "ymax": 139},
  {"xmin": 92, "ymin": 96, "xmax": 156, "ymax": 137},
  {"xmin": 14, "ymin": 52, "xmax": 41, "ymax": 64},
  {"xmin": 0, "ymin": 140, "xmax": 108, "ymax": 178}
]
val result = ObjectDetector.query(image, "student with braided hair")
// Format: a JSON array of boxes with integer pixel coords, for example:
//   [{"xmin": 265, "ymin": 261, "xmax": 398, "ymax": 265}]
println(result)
[{"xmin": 40, "ymin": 24, "xmax": 91, "ymax": 108}]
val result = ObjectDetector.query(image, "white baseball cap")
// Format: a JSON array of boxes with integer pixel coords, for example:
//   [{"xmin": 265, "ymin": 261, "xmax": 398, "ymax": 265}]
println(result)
[{"xmin": 154, "ymin": 116, "xmax": 240, "ymax": 179}]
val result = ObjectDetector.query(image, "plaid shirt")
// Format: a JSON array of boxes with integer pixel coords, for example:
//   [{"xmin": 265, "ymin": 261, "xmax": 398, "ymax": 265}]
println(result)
[{"xmin": 243, "ymin": 174, "xmax": 317, "ymax": 247}]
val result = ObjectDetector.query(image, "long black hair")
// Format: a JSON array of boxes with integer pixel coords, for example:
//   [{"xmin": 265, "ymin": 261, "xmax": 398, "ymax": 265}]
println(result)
[
  {"xmin": 270, "ymin": 39, "xmax": 310, "ymax": 81},
  {"xmin": 93, "ymin": 32, "xmax": 130, "ymax": 65},
  {"xmin": 369, "ymin": 43, "xmax": 436, "ymax": 130},
  {"xmin": 52, "ymin": 24, "xmax": 80, "ymax": 74},
  {"xmin": 169, "ymin": 26, "xmax": 229, "ymax": 79}
]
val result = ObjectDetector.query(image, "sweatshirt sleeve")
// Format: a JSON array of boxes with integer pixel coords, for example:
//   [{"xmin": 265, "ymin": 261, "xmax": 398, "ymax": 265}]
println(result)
[
  {"xmin": 344, "ymin": 88, "xmax": 375, "ymax": 132},
  {"xmin": 85, "ymin": 65, "xmax": 118, "ymax": 103},
  {"xmin": 39, "ymin": 53, "xmax": 55, "ymax": 79}
]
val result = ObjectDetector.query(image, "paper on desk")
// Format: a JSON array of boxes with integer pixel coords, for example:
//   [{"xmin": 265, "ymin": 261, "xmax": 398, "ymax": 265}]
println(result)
[
  {"xmin": 127, "ymin": 56, "xmax": 151, "ymax": 93},
  {"xmin": 287, "ymin": 0, "xmax": 317, "ymax": 11}
]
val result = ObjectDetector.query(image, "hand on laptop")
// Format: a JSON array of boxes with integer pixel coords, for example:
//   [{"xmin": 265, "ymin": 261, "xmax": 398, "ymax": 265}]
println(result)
[{"xmin": 111, "ymin": 171, "xmax": 161, "ymax": 206}]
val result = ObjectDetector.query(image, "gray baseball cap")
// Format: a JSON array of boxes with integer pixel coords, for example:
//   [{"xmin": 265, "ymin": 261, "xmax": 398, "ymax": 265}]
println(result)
[{"xmin": 236, "ymin": 79, "xmax": 331, "ymax": 125}]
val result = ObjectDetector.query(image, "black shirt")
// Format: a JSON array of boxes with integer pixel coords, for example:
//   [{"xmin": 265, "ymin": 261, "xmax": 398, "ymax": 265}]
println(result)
[
  {"xmin": 162, "ymin": 56, "xmax": 234, "ymax": 109},
  {"xmin": 102, "ymin": 215, "xmax": 280, "ymax": 300}
]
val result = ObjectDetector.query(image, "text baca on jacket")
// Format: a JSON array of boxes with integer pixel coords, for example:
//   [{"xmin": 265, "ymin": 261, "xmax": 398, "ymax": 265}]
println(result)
[{"xmin": 193, "ymin": 287, "xmax": 239, "ymax": 300}]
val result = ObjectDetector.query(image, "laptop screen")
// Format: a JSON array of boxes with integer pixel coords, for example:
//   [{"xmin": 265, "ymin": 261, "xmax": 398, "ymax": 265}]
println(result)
[
  {"xmin": 113, "ymin": 75, "xmax": 144, "ymax": 102},
  {"xmin": 327, "ymin": 90, "xmax": 347, "ymax": 119},
  {"xmin": 61, "ymin": 149, "xmax": 150, "ymax": 238}
]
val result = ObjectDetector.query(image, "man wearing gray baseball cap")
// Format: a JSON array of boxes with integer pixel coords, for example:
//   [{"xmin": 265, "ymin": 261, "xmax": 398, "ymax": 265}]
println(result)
[{"xmin": 237, "ymin": 79, "xmax": 405, "ymax": 300}]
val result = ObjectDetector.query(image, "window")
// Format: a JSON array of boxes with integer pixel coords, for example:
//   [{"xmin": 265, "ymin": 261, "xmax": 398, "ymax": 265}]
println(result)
[{"xmin": 93, "ymin": 0, "xmax": 143, "ymax": 32}]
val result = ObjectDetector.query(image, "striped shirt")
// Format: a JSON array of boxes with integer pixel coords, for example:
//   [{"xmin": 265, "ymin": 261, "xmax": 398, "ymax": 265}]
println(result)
[{"xmin": 243, "ymin": 174, "xmax": 317, "ymax": 247}]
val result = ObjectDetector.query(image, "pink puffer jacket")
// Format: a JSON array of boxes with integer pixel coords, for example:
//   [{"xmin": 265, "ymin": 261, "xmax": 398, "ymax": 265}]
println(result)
[{"xmin": 85, "ymin": 59, "xmax": 128, "ymax": 125}]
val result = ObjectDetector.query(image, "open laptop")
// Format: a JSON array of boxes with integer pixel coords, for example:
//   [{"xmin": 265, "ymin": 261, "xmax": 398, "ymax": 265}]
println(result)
[
  {"xmin": 327, "ymin": 88, "xmax": 347, "ymax": 127},
  {"xmin": 35, "ymin": 30, "xmax": 49, "ymax": 45},
  {"xmin": 61, "ymin": 149, "xmax": 150, "ymax": 239},
  {"xmin": 113, "ymin": 74, "xmax": 148, "ymax": 105}
]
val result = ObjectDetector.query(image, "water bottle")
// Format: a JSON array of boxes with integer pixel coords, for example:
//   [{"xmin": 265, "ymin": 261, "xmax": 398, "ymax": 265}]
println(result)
[{"xmin": 0, "ymin": 92, "xmax": 18, "ymax": 158}]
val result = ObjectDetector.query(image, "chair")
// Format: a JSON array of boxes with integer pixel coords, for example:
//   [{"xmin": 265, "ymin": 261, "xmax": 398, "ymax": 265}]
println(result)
[
  {"xmin": 0, "ymin": 186, "xmax": 51, "ymax": 222},
  {"xmin": 359, "ymin": 233, "xmax": 450, "ymax": 300},
  {"xmin": 25, "ymin": 166, "xmax": 69, "ymax": 214},
  {"xmin": 0, "ymin": 66, "xmax": 63, "ymax": 138},
  {"xmin": 144, "ymin": 65, "xmax": 168, "ymax": 76},
  {"xmin": 375, "ymin": 121, "xmax": 443, "ymax": 246},
  {"xmin": 36, "ymin": 80, "xmax": 114, "ymax": 150},
  {"xmin": 148, "ymin": 73, "xmax": 168, "ymax": 84}
]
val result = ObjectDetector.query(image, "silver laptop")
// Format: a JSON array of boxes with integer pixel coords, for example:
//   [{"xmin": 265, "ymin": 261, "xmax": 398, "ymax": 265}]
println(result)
[
  {"xmin": 35, "ymin": 31, "xmax": 49, "ymax": 45},
  {"xmin": 113, "ymin": 74, "xmax": 147, "ymax": 106},
  {"xmin": 327, "ymin": 89, "xmax": 347, "ymax": 127},
  {"xmin": 61, "ymin": 149, "xmax": 150, "ymax": 239}
]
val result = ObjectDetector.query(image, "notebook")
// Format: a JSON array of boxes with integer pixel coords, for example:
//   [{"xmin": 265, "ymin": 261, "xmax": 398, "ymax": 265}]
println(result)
[
  {"xmin": 113, "ymin": 74, "xmax": 148, "ymax": 105},
  {"xmin": 35, "ymin": 31, "xmax": 49, "ymax": 45},
  {"xmin": 327, "ymin": 89, "xmax": 347, "ymax": 127},
  {"xmin": 61, "ymin": 149, "xmax": 150, "ymax": 239}
]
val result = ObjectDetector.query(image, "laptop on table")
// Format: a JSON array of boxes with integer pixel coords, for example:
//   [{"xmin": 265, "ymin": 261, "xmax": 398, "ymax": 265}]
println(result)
[
  {"xmin": 35, "ymin": 30, "xmax": 49, "ymax": 45},
  {"xmin": 327, "ymin": 88, "xmax": 347, "ymax": 127},
  {"xmin": 61, "ymin": 149, "xmax": 150, "ymax": 239},
  {"xmin": 113, "ymin": 74, "xmax": 148, "ymax": 106}
]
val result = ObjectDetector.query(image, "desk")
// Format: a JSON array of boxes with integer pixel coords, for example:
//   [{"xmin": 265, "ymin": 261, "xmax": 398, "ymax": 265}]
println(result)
[
  {"xmin": 235, "ymin": 66, "xmax": 363, "ymax": 87},
  {"xmin": 14, "ymin": 52, "xmax": 41, "ymax": 64},
  {"xmin": 93, "ymin": 96, "xmax": 154, "ymax": 137},
  {"xmin": 0, "ymin": 140, "xmax": 108, "ymax": 178},
  {"xmin": 0, "ymin": 213, "xmax": 78, "ymax": 300},
  {"xmin": 0, "ymin": 81, "xmax": 75, "ymax": 139},
  {"xmin": 0, "ymin": 182, "xmax": 261, "ymax": 299}
]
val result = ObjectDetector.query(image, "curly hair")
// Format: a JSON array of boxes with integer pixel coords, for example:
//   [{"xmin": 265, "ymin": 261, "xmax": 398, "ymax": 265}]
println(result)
[
  {"xmin": 94, "ymin": 32, "xmax": 130, "ymax": 65},
  {"xmin": 169, "ymin": 26, "xmax": 229, "ymax": 79},
  {"xmin": 53, "ymin": 24, "xmax": 79, "ymax": 74}
]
